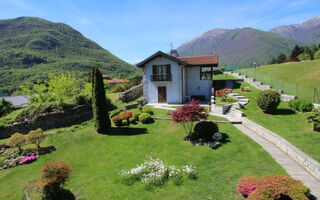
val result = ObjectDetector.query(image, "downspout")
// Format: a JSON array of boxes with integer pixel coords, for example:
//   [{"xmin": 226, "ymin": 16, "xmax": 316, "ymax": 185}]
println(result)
[{"xmin": 181, "ymin": 65, "xmax": 184, "ymax": 103}]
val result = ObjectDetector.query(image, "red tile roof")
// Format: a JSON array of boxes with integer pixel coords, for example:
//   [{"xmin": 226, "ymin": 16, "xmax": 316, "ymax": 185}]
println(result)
[
  {"xmin": 179, "ymin": 55, "xmax": 218, "ymax": 65},
  {"xmin": 106, "ymin": 79, "xmax": 130, "ymax": 84}
]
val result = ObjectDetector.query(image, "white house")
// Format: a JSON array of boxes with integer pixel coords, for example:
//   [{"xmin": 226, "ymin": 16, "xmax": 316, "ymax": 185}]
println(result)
[{"xmin": 136, "ymin": 51, "xmax": 219, "ymax": 104}]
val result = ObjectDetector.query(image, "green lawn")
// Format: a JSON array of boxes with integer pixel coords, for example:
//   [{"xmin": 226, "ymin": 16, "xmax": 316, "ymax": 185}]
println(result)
[
  {"xmin": 213, "ymin": 74, "xmax": 238, "ymax": 80},
  {"xmin": 234, "ymin": 82, "xmax": 320, "ymax": 162},
  {"xmin": 107, "ymin": 91, "xmax": 142, "ymax": 109},
  {"xmin": 0, "ymin": 108, "xmax": 286, "ymax": 200},
  {"xmin": 235, "ymin": 59, "xmax": 320, "ymax": 102}
]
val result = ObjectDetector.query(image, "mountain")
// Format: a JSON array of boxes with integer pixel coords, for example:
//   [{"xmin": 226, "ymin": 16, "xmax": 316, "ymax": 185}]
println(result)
[
  {"xmin": 0, "ymin": 17, "xmax": 140, "ymax": 94},
  {"xmin": 270, "ymin": 17, "xmax": 320, "ymax": 44},
  {"xmin": 177, "ymin": 27, "xmax": 299, "ymax": 67}
]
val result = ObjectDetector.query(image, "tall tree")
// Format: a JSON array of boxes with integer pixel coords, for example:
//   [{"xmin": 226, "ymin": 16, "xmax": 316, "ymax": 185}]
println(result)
[
  {"xmin": 91, "ymin": 66, "xmax": 111, "ymax": 133},
  {"xmin": 290, "ymin": 45, "xmax": 302, "ymax": 60},
  {"xmin": 276, "ymin": 53, "xmax": 286, "ymax": 63}
]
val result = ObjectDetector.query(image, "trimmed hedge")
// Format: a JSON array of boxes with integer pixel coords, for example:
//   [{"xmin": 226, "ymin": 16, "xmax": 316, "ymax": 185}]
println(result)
[
  {"xmin": 288, "ymin": 99, "xmax": 314, "ymax": 112},
  {"xmin": 139, "ymin": 113, "xmax": 152, "ymax": 124},
  {"xmin": 194, "ymin": 121, "xmax": 218, "ymax": 139},
  {"xmin": 256, "ymin": 90, "xmax": 281, "ymax": 113}
]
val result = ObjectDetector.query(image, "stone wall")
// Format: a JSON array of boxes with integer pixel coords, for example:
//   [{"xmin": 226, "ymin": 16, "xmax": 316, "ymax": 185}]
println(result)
[
  {"xmin": 225, "ymin": 72, "xmax": 297, "ymax": 101},
  {"xmin": 242, "ymin": 117, "xmax": 320, "ymax": 181},
  {"xmin": 118, "ymin": 84, "xmax": 143, "ymax": 103},
  {"xmin": 0, "ymin": 105, "xmax": 92, "ymax": 139}
]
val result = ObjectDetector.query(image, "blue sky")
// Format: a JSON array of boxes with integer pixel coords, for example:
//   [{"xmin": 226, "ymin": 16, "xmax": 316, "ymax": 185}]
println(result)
[{"xmin": 0, "ymin": 0, "xmax": 319, "ymax": 64}]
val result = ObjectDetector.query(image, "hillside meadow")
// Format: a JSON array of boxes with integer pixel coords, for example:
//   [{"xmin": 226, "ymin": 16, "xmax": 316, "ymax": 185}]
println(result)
[{"xmin": 236, "ymin": 59, "xmax": 320, "ymax": 103}]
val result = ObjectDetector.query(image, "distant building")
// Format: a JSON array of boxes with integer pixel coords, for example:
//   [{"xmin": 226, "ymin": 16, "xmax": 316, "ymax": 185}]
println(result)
[
  {"xmin": 102, "ymin": 75, "xmax": 130, "ymax": 88},
  {"xmin": 2, "ymin": 95, "xmax": 29, "ymax": 108}
]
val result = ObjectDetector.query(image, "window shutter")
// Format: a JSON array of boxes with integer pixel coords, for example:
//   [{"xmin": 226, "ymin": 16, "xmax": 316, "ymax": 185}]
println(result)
[
  {"xmin": 152, "ymin": 65, "xmax": 157, "ymax": 74},
  {"xmin": 166, "ymin": 65, "xmax": 171, "ymax": 74}
]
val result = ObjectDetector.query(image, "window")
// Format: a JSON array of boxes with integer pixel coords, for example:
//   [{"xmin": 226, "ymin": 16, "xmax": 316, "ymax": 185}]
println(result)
[
  {"xmin": 151, "ymin": 64, "xmax": 171, "ymax": 81},
  {"xmin": 200, "ymin": 66, "xmax": 213, "ymax": 80}
]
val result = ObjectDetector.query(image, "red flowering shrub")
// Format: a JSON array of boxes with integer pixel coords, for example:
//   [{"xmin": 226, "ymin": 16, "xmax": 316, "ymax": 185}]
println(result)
[
  {"xmin": 215, "ymin": 88, "xmax": 232, "ymax": 101},
  {"xmin": 171, "ymin": 100, "xmax": 208, "ymax": 136},
  {"xmin": 237, "ymin": 176, "xmax": 260, "ymax": 197},
  {"xmin": 40, "ymin": 161, "xmax": 72, "ymax": 199},
  {"xmin": 237, "ymin": 175, "xmax": 310, "ymax": 200}
]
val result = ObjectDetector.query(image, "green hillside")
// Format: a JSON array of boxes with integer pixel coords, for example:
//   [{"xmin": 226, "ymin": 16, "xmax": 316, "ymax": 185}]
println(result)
[
  {"xmin": 0, "ymin": 17, "xmax": 141, "ymax": 94},
  {"xmin": 237, "ymin": 59, "xmax": 320, "ymax": 102}
]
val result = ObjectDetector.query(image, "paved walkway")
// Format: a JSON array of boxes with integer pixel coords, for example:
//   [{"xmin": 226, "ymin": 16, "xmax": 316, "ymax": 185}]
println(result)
[{"xmin": 151, "ymin": 104, "xmax": 320, "ymax": 198}]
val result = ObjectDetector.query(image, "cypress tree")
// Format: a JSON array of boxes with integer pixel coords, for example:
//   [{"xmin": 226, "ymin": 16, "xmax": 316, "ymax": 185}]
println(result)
[{"xmin": 91, "ymin": 66, "xmax": 111, "ymax": 133}]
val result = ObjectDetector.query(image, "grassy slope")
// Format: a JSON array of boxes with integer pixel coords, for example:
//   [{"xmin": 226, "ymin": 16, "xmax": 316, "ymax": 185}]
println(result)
[
  {"xmin": 237, "ymin": 59, "xmax": 320, "ymax": 102},
  {"xmin": 0, "ymin": 109, "xmax": 286, "ymax": 200},
  {"xmin": 234, "ymin": 82, "xmax": 320, "ymax": 162}
]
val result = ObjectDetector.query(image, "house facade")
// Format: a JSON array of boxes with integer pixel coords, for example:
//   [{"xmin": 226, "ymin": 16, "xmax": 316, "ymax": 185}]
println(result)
[{"xmin": 137, "ymin": 51, "xmax": 219, "ymax": 104}]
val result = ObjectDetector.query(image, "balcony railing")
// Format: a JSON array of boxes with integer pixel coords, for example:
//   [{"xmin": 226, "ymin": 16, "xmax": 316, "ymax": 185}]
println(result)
[{"xmin": 151, "ymin": 74, "xmax": 172, "ymax": 82}]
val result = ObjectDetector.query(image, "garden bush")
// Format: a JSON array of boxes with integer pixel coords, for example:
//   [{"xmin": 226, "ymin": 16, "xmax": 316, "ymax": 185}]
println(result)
[
  {"xmin": 306, "ymin": 108, "xmax": 320, "ymax": 131},
  {"xmin": 288, "ymin": 99, "xmax": 302, "ymax": 111},
  {"xmin": 256, "ymin": 90, "xmax": 281, "ymax": 113},
  {"xmin": 299, "ymin": 101, "xmax": 314, "ymax": 112},
  {"xmin": 237, "ymin": 176, "xmax": 260, "ymax": 197},
  {"xmin": 142, "ymin": 106, "xmax": 153, "ymax": 115},
  {"xmin": 118, "ymin": 110, "xmax": 132, "ymax": 121},
  {"xmin": 122, "ymin": 119, "xmax": 128, "ymax": 126},
  {"xmin": 110, "ymin": 83, "xmax": 128, "ymax": 93},
  {"xmin": 129, "ymin": 117, "xmax": 136, "ymax": 124},
  {"xmin": 6, "ymin": 132, "xmax": 27, "ymax": 152},
  {"xmin": 139, "ymin": 113, "xmax": 152, "ymax": 124},
  {"xmin": 248, "ymin": 175, "xmax": 310, "ymax": 200},
  {"xmin": 27, "ymin": 128, "xmax": 46, "ymax": 149},
  {"xmin": 133, "ymin": 112, "xmax": 141, "ymax": 121},
  {"xmin": 237, "ymin": 175, "xmax": 310, "ymax": 200},
  {"xmin": 194, "ymin": 121, "xmax": 218, "ymax": 139},
  {"xmin": 112, "ymin": 116, "xmax": 122, "ymax": 127},
  {"xmin": 40, "ymin": 161, "xmax": 72, "ymax": 200},
  {"xmin": 288, "ymin": 99, "xmax": 314, "ymax": 112}
]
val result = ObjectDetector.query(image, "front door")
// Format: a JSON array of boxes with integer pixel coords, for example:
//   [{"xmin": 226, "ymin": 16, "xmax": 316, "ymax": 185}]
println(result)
[{"xmin": 158, "ymin": 86, "xmax": 167, "ymax": 103}]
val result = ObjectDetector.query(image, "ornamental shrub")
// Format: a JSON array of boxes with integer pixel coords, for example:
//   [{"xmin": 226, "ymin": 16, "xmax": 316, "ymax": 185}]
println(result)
[
  {"xmin": 171, "ymin": 100, "xmax": 208, "ymax": 136},
  {"xmin": 237, "ymin": 176, "xmax": 260, "ymax": 197},
  {"xmin": 129, "ymin": 117, "xmax": 136, "ymax": 124},
  {"xmin": 247, "ymin": 175, "xmax": 310, "ymax": 200},
  {"xmin": 40, "ymin": 161, "xmax": 72, "ymax": 200},
  {"xmin": 256, "ymin": 90, "xmax": 281, "ymax": 113},
  {"xmin": 122, "ymin": 119, "xmax": 128, "ymax": 126},
  {"xmin": 118, "ymin": 111, "xmax": 132, "ymax": 121},
  {"xmin": 112, "ymin": 116, "xmax": 122, "ymax": 127},
  {"xmin": 288, "ymin": 99, "xmax": 302, "ymax": 111},
  {"xmin": 142, "ymin": 106, "xmax": 153, "ymax": 115},
  {"xmin": 27, "ymin": 128, "xmax": 46, "ymax": 149},
  {"xmin": 288, "ymin": 99, "xmax": 314, "ymax": 112},
  {"xmin": 133, "ymin": 112, "xmax": 141, "ymax": 121},
  {"xmin": 6, "ymin": 132, "xmax": 27, "ymax": 152},
  {"xmin": 306, "ymin": 109, "xmax": 320, "ymax": 132},
  {"xmin": 299, "ymin": 101, "xmax": 314, "ymax": 112},
  {"xmin": 194, "ymin": 121, "xmax": 218, "ymax": 139},
  {"xmin": 139, "ymin": 113, "xmax": 152, "ymax": 124}
]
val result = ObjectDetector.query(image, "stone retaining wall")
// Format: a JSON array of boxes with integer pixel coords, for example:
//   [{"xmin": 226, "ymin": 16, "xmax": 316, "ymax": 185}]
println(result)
[
  {"xmin": 0, "ymin": 105, "xmax": 92, "ymax": 139},
  {"xmin": 225, "ymin": 72, "xmax": 297, "ymax": 101},
  {"xmin": 242, "ymin": 117, "xmax": 320, "ymax": 181},
  {"xmin": 118, "ymin": 84, "xmax": 143, "ymax": 102}
]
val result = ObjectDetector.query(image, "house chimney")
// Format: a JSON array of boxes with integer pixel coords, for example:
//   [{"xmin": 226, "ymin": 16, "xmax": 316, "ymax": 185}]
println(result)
[{"xmin": 170, "ymin": 49, "xmax": 179, "ymax": 57}]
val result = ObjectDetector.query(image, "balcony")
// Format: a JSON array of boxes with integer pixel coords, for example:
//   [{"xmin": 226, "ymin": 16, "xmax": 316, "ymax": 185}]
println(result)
[{"xmin": 151, "ymin": 74, "xmax": 172, "ymax": 82}]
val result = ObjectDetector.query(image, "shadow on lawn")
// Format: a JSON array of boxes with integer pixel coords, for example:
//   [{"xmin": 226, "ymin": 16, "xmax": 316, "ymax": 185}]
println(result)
[
  {"xmin": 101, "ymin": 127, "xmax": 148, "ymax": 136},
  {"xmin": 266, "ymin": 109, "xmax": 296, "ymax": 116}
]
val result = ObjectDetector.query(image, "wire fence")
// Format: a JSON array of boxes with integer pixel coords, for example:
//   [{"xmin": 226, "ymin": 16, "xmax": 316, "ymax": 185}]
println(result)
[{"xmin": 232, "ymin": 68, "xmax": 320, "ymax": 104}]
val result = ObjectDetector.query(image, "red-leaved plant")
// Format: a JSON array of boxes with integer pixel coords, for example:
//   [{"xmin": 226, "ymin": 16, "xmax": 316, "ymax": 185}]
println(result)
[
  {"xmin": 39, "ymin": 161, "xmax": 72, "ymax": 199},
  {"xmin": 237, "ymin": 175, "xmax": 310, "ymax": 200},
  {"xmin": 215, "ymin": 88, "xmax": 232, "ymax": 101},
  {"xmin": 171, "ymin": 100, "xmax": 208, "ymax": 136}
]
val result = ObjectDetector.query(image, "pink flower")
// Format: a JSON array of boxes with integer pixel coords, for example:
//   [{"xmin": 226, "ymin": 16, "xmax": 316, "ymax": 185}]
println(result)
[{"xmin": 21, "ymin": 156, "xmax": 37, "ymax": 163}]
